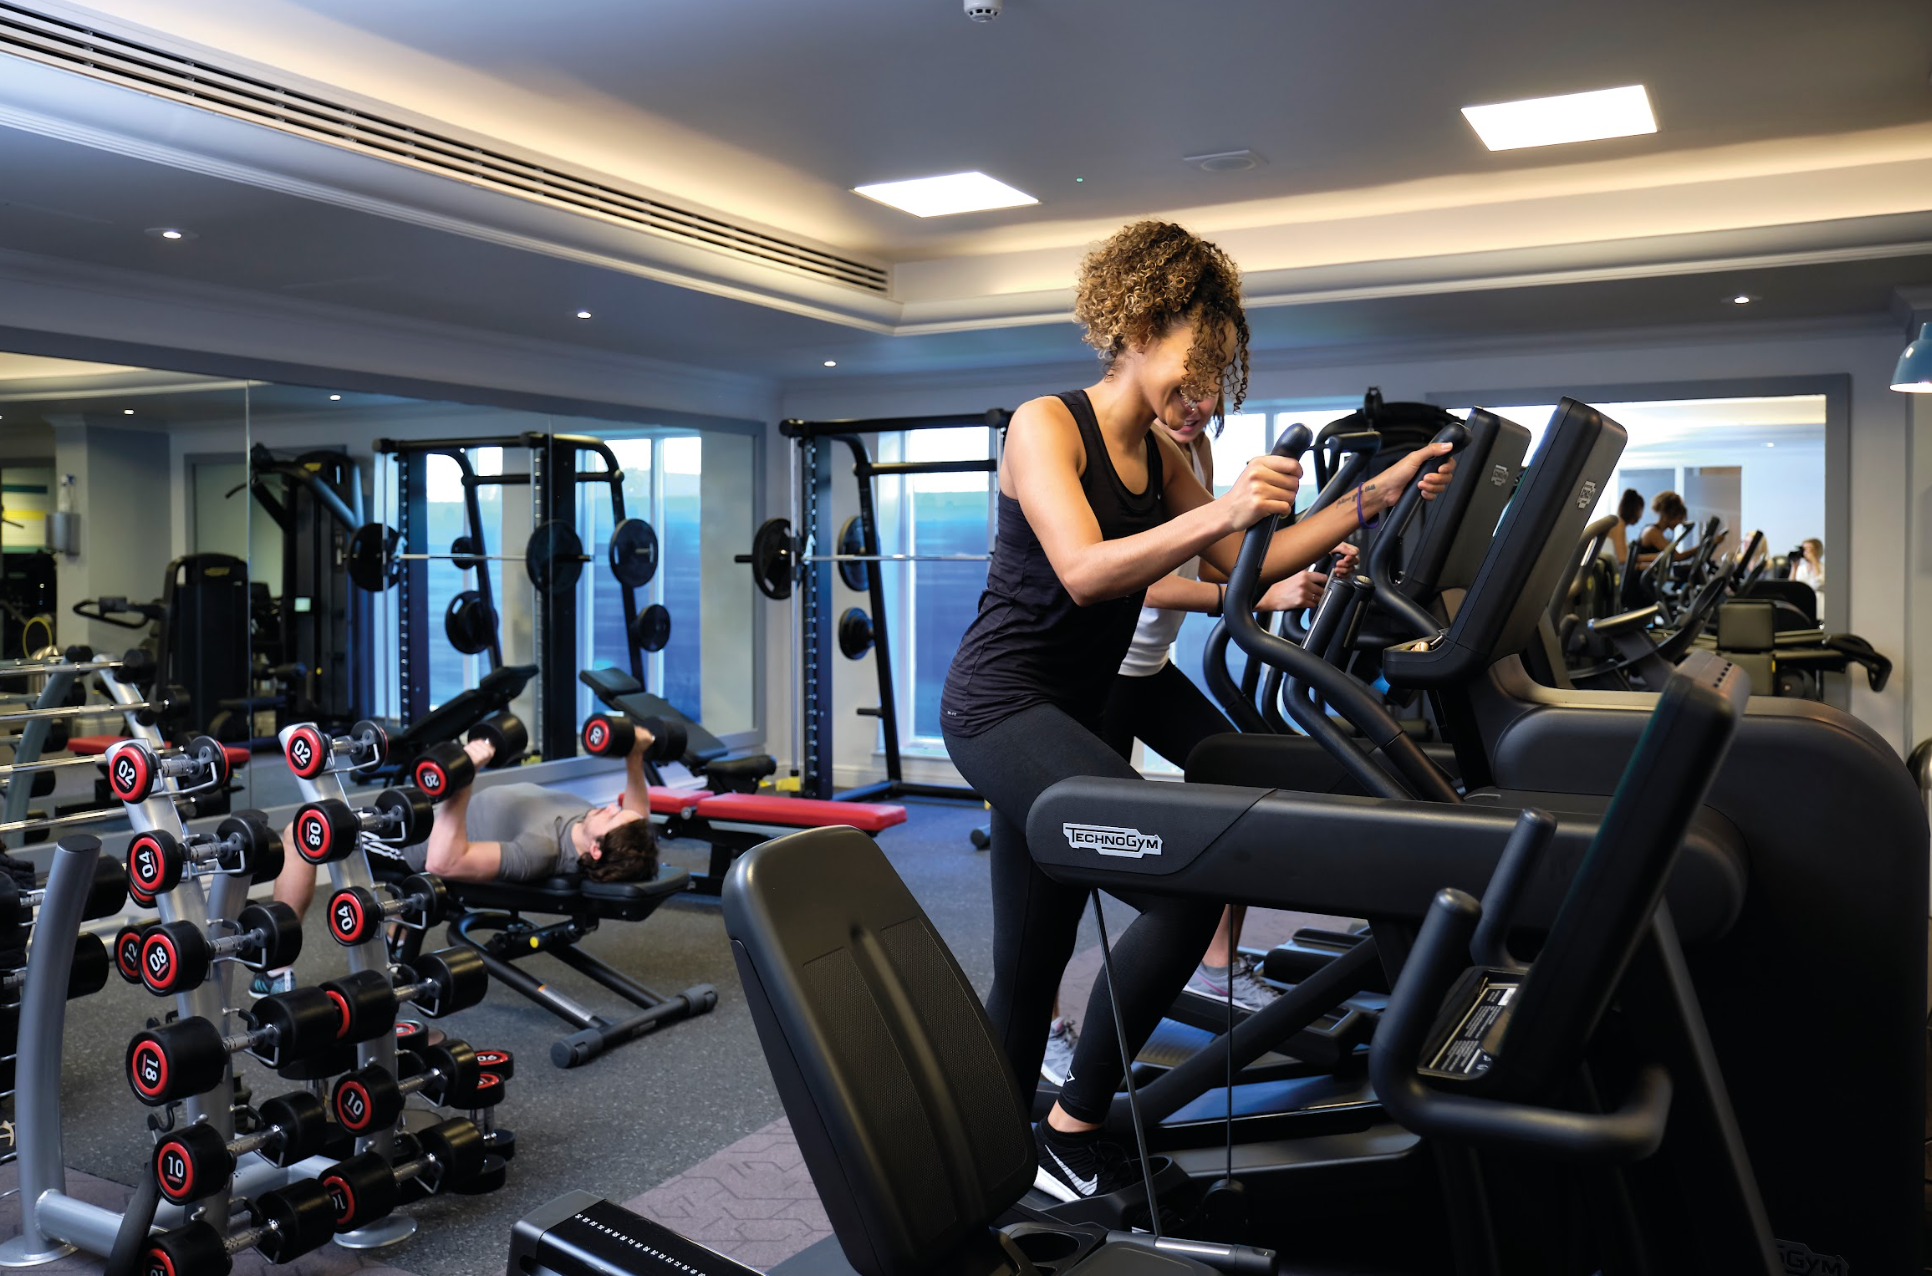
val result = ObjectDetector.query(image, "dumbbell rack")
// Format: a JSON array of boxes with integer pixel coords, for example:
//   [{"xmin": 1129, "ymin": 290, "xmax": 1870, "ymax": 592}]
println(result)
[
  {"xmin": 278, "ymin": 723, "xmax": 436, "ymax": 1249},
  {"xmin": 0, "ymin": 673, "xmax": 259, "ymax": 1265}
]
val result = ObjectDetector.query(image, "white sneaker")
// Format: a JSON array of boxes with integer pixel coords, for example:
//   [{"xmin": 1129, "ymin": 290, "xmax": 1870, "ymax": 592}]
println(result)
[
  {"xmin": 1186, "ymin": 956, "xmax": 1282, "ymax": 1013},
  {"xmin": 1040, "ymin": 1017, "xmax": 1078, "ymax": 1086}
]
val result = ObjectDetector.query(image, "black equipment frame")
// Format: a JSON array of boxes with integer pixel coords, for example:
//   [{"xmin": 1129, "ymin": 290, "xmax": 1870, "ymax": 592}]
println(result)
[
  {"xmin": 377, "ymin": 433, "xmax": 645, "ymax": 762},
  {"xmin": 779, "ymin": 412, "xmax": 1006, "ymax": 802}
]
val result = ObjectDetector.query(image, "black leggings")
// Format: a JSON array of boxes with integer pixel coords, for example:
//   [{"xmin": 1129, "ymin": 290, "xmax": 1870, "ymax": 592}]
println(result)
[
  {"xmin": 1098, "ymin": 660, "xmax": 1235, "ymax": 769},
  {"xmin": 945, "ymin": 704, "xmax": 1221, "ymax": 1124}
]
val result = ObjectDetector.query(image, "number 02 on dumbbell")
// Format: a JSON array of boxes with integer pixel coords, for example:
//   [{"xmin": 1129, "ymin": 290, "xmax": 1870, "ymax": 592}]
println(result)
[
  {"xmin": 137, "ymin": 903, "xmax": 301, "ymax": 995},
  {"xmin": 412, "ymin": 713, "xmax": 527, "ymax": 800},
  {"xmin": 105, "ymin": 736, "xmax": 229, "ymax": 804},
  {"xmin": 282, "ymin": 719, "xmax": 389, "ymax": 779},
  {"xmin": 291, "ymin": 788, "xmax": 432, "ymax": 863},
  {"xmin": 580, "ymin": 712, "xmax": 687, "ymax": 764}
]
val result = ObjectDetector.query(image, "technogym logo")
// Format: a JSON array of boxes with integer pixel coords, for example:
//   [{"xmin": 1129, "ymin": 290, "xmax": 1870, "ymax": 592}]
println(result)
[{"xmin": 1062, "ymin": 823, "xmax": 1163, "ymax": 858}]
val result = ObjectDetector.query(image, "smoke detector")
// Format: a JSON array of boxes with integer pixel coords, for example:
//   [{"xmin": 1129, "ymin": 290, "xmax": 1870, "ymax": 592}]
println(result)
[
  {"xmin": 1185, "ymin": 149, "xmax": 1265, "ymax": 173},
  {"xmin": 966, "ymin": 0, "xmax": 1001, "ymax": 21}
]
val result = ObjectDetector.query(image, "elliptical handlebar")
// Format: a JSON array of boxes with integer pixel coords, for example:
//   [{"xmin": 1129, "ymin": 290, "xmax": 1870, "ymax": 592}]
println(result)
[
  {"xmin": 1364, "ymin": 421, "xmax": 1468, "ymax": 639},
  {"xmin": 1367, "ymin": 886, "xmax": 1675, "ymax": 1166}
]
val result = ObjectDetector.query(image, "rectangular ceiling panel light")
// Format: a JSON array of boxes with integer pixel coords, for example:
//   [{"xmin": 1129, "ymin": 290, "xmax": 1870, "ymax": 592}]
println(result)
[
  {"xmin": 853, "ymin": 171, "xmax": 1038, "ymax": 217},
  {"xmin": 1461, "ymin": 85, "xmax": 1657, "ymax": 151}
]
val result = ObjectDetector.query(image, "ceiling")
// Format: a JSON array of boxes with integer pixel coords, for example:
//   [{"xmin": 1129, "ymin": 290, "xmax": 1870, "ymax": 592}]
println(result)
[
  {"xmin": 0, "ymin": 0, "xmax": 1928, "ymax": 390},
  {"xmin": 30, "ymin": 0, "xmax": 1932, "ymax": 258}
]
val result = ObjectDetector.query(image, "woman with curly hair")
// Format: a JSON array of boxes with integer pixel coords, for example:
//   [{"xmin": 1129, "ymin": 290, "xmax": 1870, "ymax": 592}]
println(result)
[{"xmin": 940, "ymin": 220, "xmax": 1453, "ymax": 1201}]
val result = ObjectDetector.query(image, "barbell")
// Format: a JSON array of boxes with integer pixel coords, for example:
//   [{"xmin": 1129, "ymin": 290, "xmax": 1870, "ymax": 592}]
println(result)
[
  {"xmin": 737, "ymin": 517, "xmax": 990, "ymax": 601},
  {"xmin": 348, "ymin": 517, "xmax": 660, "ymax": 597}
]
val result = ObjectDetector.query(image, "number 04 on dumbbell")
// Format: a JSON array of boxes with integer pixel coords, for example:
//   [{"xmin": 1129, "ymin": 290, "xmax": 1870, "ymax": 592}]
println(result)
[
  {"xmin": 126, "ymin": 814, "xmax": 283, "ymax": 905},
  {"xmin": 137, "ymin": 903, "xmax": 301, "ymax": 995},
  {"xmin": 327, "ymin": 874, "xmax": 447, "ymax": 946},
  {"xmin": 580, "ymin": 712, "xmax": 687, "ymax": 764},
  {"xmin": 291, "ymin": 787, "xmax": 433, "ymax": 863},
  {"xmin": 105, "ymin": 736, "xmax": 229, "ymax": 805},
  {"xmin": 411, "ymin": 713, "xmax": 527, "ymax": 801}
]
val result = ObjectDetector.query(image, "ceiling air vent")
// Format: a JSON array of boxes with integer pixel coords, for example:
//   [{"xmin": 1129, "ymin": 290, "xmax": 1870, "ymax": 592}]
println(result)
[{"xmin": 0, "ymin": 3, "xmax": 889, "ymax": 294}]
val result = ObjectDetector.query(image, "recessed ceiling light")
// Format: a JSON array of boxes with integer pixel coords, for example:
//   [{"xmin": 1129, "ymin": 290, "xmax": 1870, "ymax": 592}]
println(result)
[
  {"xmin": 1731, "ymin": 294, "xmax": 1753, "ymax": 305},
  {"xmin": 1765, "ymin": 442, "xmax": 1776, "ymax": 448},
  {"xmin": 123, "ymin": 409, "xmax": 133, "ymax": 415},
  {"xmin": 1461, "ymin": 85, "xmax": 1656, "ymax": 152},
  {"xmin": 329, "ymin": 394, "xmax": 342, "ymax": 401},
  {"xmin": 854, "ymin": 171, "xmax": 1037, "ymax": 218},
  {"xmin": 823, "ymin": 360, "xmax": 837, "ymax": 368},
  {"xmin": 144, "ymin": 226, "xmax": 197, "ymax": 241},
  {"xmin": 1184, "ymin": 149, "xmax": 1265, "ymax": 173},
  {"xmin": 576, "ymin": 310, "xmax": 592, "ymax": 319},
  {"xmin": 1075, "ymin": 177, "xmax": 1084, "ymax": 183}
]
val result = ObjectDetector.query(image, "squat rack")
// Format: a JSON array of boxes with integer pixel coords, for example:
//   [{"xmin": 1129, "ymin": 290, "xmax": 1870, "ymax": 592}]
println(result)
[
  {"xmin": 375, "ymin": 433, "xmax": 645, "ymax": 762},
  {"xmin": 779, "ymin": 410, "xmax": 1007, "ymax": 802}
]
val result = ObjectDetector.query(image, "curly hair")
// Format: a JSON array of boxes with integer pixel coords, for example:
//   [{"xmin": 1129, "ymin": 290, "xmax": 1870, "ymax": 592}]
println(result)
[
  {"xmin": 1651, "ymin": 490, "xmax": 1687, "ymax": 522},
  {"xmin": 1073, "ymin": 221, "xmax": 1250, "ymax": 418},
  {"xmin": 588, "ymin": 817, "xmax": 657, "ymax": 883}
]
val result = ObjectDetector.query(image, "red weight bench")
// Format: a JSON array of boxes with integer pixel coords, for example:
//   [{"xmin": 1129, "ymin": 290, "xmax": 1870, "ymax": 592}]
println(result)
[
  {"xmin": 674, "ymin": 792, "xmax": 907, "ymax": 896},
  {"xmin": 68, "ymin": 735, "xmax": 251, "ymax": 771}
]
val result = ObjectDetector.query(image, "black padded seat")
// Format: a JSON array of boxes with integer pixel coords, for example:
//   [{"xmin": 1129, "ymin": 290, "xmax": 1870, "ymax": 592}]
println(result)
[
  {"xmin": 724, "ymin": 827, "xmax": 1214, "ymax": 1276},
  {"xmin": 378, "ymin": 864, "xmax": 690, "ymax": 922},
  {"xmin": 703, "ymin": 753, "xmax": 777, "ymax": 792}
]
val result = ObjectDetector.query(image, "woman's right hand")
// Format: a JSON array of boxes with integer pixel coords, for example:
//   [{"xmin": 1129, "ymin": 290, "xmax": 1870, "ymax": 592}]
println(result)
[{"xmin": 1220, "ymin": 454, "xmax": 1301, "ymax": 531}]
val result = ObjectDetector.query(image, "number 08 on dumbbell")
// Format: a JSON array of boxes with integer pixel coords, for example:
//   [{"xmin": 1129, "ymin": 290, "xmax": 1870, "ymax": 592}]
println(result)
[
  {"xmin": 580, "ymin": 712, "xmax": 686, "ymax": 764},
  {"xmin": 411, "ymin": 712, "xmax": 527, "ymax": 801},
  {"xmin": 290, "ymin": 787, "xmax": 433, "ymax": 864}
]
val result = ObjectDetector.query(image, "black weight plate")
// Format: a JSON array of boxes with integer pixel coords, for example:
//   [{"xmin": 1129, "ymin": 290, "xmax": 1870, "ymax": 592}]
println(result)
[
  {"xmin": 346, "ymin": 523, "xmax": 400, "ymax": 592},
  {"xmin": 444, "ymin": 590, "xmax": 497, "ymax": 656},
  {"xmin": 836, "ymin": 516, "xmax": 870, "ymax": 592},
  {"xmin": 526, "ymin": 521, "xmax": 586, "ymax": 594},
  {"xmin": 450, "ymin": 535, "xmax": 483, "ymax": 572},
  {"xmin": 837, "ymin": 607, "xmax": 873, "ymax": 660},
  {"xmin": 609, "ymin": 519, "xmax": 660, "ymax": 588},
  {"xmin": 631, "ymin": 603, "xmax": 672, "ymax": 653},
  {"xmin": 749, "ymin": 518, "xmax": 793, "ymax": 601}
]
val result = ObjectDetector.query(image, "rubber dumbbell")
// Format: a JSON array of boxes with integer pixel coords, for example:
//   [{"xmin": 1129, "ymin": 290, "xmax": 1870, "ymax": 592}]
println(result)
[
  {"xmin": 580, "ymin": 712, "xmax": 687, "ymax": 765},
  {"xmin": 0, "ymin": 933, "xmax": 109, "ymax": 1000},
  {"xmin": 126, "ymin": 813, "xmax": 283, "ymax": 904},
  {"xmin": 127, "ymin": 989, "xmax": 342, "ymax": 1105},
  {"xmin": 0, "ymin": 855, "xmax": 127, "ymax": 928},
  {"xmin": 281, "ymin": 719, "xmax": 389, "ymax": 780},
  {"xmin": 105, "ymin": 735, "xmax": 229, "ymax": 805},
  {"xmin": 290, "ymin": 787, "xmax": 433, "ymax": 864},
  {"xmin": 138, "ymin": 902, "xmax": 302, "ymax": 995},
  {"xmin": 467, "ymin": 712, "xmax": 528, "ymax": 767},
  {"xmin": 114, "ymin": 923, "xmax": 146, "ymax": 984},
  {"xmin": 321, "ymin": 1118, "xmax": 486, "ymax": 1229},
  {"xmin": 140, "ymin": 1179, "xmax": 335, "ymax": 1275},
  {"xmin": 331, "ymin": 1040, "xmax": 484, "ymax": 1134},
  {"xmin": 326, "ymin": 874, "xmax": 447, "ymax": 946},
  {"xmin": 152, "ymin": 1092, "xmax": 330, "ymax": 1204},
  {"xmin": 319, "ymin": 949, "xmax": 488, "ymax": 1046}
]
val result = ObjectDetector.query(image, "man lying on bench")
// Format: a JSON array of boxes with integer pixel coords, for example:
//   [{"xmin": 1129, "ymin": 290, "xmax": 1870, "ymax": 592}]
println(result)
[{"xmin": 254, "ymin": 719, "xmax": 662, "ymax": 995}]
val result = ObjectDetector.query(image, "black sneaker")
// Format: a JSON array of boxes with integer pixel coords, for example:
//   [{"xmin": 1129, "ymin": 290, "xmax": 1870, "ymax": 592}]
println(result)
[{"xmin": 1032, "ymin": 1121, "xmax": 1136, "ymax": 1202}]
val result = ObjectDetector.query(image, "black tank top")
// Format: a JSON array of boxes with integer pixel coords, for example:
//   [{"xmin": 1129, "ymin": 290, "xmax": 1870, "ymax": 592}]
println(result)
[{"xmin": 941, "ymin": 390, "xmax": 1165, "ymax": 736}]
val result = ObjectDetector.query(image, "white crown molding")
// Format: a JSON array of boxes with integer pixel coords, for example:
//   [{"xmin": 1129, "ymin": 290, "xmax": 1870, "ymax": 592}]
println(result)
[{"xmin": 0, "ymin": 246, "xmax": 780, "ymax": 422}]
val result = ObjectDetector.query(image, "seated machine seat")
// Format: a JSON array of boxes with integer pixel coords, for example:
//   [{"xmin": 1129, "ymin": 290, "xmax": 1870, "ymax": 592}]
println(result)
[{"xmin": 702, "ymin": 753, "xmax": 778, "ymax": 792}]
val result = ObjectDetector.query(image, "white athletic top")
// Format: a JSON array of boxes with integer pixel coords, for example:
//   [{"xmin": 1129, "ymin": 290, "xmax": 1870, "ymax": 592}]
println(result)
[{"xmin": 1117, "ymin": 440, "xmax": 1210, "ymax": 678}]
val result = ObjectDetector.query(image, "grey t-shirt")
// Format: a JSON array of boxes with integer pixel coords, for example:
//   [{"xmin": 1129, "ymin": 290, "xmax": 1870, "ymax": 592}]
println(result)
[{"xmin": 404, "ymin": 782, "xmax": 588, "ymax": 881}]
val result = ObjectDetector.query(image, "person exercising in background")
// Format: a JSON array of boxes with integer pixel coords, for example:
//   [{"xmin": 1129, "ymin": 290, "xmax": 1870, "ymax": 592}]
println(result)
[
  {"xmin": 251, "ymin": 720, "xmax": 661, "ymax": 995},
  {"xmin": 1605, "ymin": 487, "xmax": 1643, "ymax": 566}
]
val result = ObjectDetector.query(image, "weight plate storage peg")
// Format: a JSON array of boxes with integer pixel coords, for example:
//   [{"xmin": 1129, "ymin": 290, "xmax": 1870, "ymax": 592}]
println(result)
[
  {"xmin": 608, "ymin": 518, "xmax": 660, "ymax": 587},
  {"xmin": 837, "ymin": 608, "xmax": 874, "ymax": 660},
  {"xmin": 631, "ymin": 603, "xmax": 671, "ymax": 653}
]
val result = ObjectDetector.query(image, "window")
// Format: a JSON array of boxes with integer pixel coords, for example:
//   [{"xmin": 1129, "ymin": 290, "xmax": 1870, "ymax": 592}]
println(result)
[
  {"xmin": 424, "ymin": 447, "xmax": 503, "ymax": 711},
  {"xmin": 876, "ymin": 426, "xmax": 997, "ymax": 748}
]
